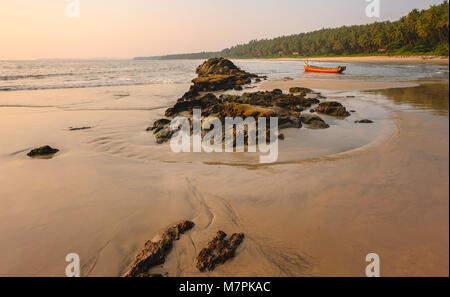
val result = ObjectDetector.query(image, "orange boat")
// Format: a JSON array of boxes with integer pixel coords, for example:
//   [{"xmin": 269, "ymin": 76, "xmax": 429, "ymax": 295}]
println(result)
[{"xmin": 304, "ymin": 62, "xmax": 346, "ymax": 73}]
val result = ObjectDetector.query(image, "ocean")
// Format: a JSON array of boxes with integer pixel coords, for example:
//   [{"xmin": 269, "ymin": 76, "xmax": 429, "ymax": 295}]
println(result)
[{"xmin": 0, "ymin": 59, "xmax": 448, "ymax": 91}]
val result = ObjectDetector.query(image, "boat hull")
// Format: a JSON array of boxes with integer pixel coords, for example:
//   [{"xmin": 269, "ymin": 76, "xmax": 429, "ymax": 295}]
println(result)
[{"xmin": 304, "ymin": 63, "xmax": 346, "ymax": 73}]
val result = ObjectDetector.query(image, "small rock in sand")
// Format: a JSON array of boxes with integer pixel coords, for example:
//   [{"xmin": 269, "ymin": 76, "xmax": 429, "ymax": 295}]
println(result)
[
  {"xmin": 355, "ymin": 119, "xmax": 374, "ymax": 124},
  {"xmin": 69, "ymin": 126, "xmax": 91, "ymax": 131},
  {"xmin": 27, "ymin": 145, "xmax": 59, "ymax": 157}
]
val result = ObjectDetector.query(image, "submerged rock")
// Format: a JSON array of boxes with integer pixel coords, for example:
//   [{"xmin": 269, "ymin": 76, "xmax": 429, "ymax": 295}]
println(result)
[
  {"xmin": 316, "ymin": 101, "xmax": 350, "ymax": 117},
  {"xmin": 27, "ymin": 146, "xmax": 59, "ymax": 157},
  {"xmin": 123, "ymin": 220, "xmax": 195, "ymax": 277},
  {"xmin": 355, "ymin": 119, "xmax": 374, "ymax": 123},
  {"xmin": 196, "ymin": 231, "xmax": 245, "ymax": 272}
]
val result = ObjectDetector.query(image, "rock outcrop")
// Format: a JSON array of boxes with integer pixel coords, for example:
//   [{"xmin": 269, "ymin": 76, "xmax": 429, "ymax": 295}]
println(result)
[
  {"xmin": 123, "ymin": 221, "xmax": 195, "ymax": 277},
  {"xmin": 178, "ymin": 58, "xmax": 261, "ymax": 101},
  {"xmin": 148, "ymin": 88, "xmax": 325, "ymax": 144},
  {"xmin": 145, "ymin": 60, "xmax": 357, "ymax": 144},
  {"xmin": 196, "ymin": 231, "xmax": 245, "ymax": 272}
]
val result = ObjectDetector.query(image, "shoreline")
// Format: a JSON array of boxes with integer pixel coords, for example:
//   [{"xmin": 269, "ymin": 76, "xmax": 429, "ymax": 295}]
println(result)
[
  {"xmin": 259, "ymin": 79, "xmax": 419, "ymax": 91},
  {"xmin": 237, "ymin": 55, "xmax": 449, "ymax": 65}
]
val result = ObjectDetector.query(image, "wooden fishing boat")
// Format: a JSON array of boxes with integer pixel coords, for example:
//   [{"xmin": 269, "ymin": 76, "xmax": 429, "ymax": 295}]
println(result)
[{"xmin": 304, "ymin": 62, "xmax": 346, "ymax": 73}]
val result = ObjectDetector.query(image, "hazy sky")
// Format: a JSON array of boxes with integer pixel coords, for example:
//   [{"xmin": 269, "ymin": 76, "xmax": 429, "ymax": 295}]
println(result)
[{"xmin": 0, "ymin": 0, "xmax": 445, "ymax": 60}]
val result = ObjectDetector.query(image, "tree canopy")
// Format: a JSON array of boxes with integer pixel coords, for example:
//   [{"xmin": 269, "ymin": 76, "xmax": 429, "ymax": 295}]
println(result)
[{"xmin": 151, "ymin": 1, "xmax": 448, "ymax": 60}]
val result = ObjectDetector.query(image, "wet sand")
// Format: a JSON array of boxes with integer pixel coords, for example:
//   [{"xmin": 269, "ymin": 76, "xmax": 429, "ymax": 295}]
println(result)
[
  {"xmin": 0, "ymin": 81, "xmax": 448, "ymax": 277},
  {"xmin": 261, "ymin": 79, "xmax": 418, "ymax": 91}
]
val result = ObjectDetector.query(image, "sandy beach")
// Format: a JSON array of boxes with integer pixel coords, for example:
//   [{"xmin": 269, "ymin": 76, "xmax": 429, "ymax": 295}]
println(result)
[
  {"xmin": 0, "ymin": 76, "xmax": 448, "ymax": 276},
  {"xmin": 246, "ymin": 56, "xmax": 450, "ymax": 65}
]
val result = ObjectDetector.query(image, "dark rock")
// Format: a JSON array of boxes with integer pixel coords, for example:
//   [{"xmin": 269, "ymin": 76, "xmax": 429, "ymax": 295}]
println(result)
[
  {"xmin": 186, "ymin": 58, "xmax": 259, "ymax": 94},
  {"xmin": 316, "ymin": 101, "xmax": 350, "ymax": 117},
  {"xmin": 69, "ymin": 126, "xmax": 92, "ymax": 131},
  {"xmin": 310, "ymin": 109, "xmax": 316, "ymax": 113},
  {"xmin": 355, "ymin": 119, "xmax": 374, "ymax": 124},
  {"xmin": 255, "ymin": 78, "xmax": 261, "ymax": 83},
  {"xmin": 278, "ymin": 116, "xmax": 302, "ymax": 129},
  {"xmin": 27, "ymin": 146, "xmax": 59, "ymax": 157},
  {"xmin": 289, "ymin": 87, "xmax": 313, "ymax": 94},
  {"xmin": 196, "ymin": 231, "xmax": 244, "ymax": 272},
  {"xmin": 151, "ymin": 88, "xmax": 324, "ymax": 143},
  {"xmin": 148, "ymin": 61, "xmax": 331, "ymax": 144},
  {"xmin": 155, "ymin": 127, "xmax": 176, "ymax": 144},
  {"xmin": 147, "ymin": 118, "xmax": 178, "ymax": 144},
  {"xmin": 301, "ymin": 114, "xmax": 329, "ymax": 129},
  {"xmin": 283, "ymin": 77, "xmax": 293, "ymax": 81},
  {"xmin": 166, "ymin": 93, "xmax": 220, "ymax": 117},
  {"xmin": 234, "ymin": 85, "xmax": 243, "ymax": 91},
  {"xmin": 350, "ymin": 110, "xmax": 356, "ymax": 113},
  {"xmin": 123, "ymin": 221, "xmax": 195, "ymax": 277},
  {"xmin": 147, "ymin": 119, "xmax": 171, "ymax": 133}
]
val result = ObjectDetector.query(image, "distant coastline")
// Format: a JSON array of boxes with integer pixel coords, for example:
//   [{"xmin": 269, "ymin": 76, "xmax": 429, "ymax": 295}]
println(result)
[
  {"xmin": 133, "ymin": 55, "xmax": 449, "ymax": 65},
  {"xmin": 241, "ymin": 55, "xmax": 450, "ymax": 65}
]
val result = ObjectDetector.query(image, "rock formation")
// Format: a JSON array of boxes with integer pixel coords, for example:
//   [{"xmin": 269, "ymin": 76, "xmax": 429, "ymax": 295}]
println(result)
[
  {"xmin": 178, "ymin": 58, "xmax": 261, "ymax": 101},
  {"xmin": 196, "ymin": 231, "xmax": 245, "ymax": 272},
  {"xmin": 316, "ymin": 101, "xmax": 351, "ymax": 117},
  {"xmin": 123, "ymin": 220, "xmax": 195, "ymax": 277},
  {"xmin": 146, "ymin": 58, "xmax": 356, "ymax": 144}
]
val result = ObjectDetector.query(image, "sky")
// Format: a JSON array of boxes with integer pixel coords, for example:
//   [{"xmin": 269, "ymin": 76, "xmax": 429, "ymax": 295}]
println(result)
[{"xmin": 0, "ymin": 0, "xmax": 445, "ymax": 60}]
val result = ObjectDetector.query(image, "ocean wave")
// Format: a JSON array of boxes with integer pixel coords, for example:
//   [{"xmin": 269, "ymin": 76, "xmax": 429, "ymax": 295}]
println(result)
[
  {"xmin": 0, "ymin": 80, "xmax": 188, "ymax": 91},
  {"xmin": 0, "ymin": 73, "xmax": 77, "ymax": 81}
]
